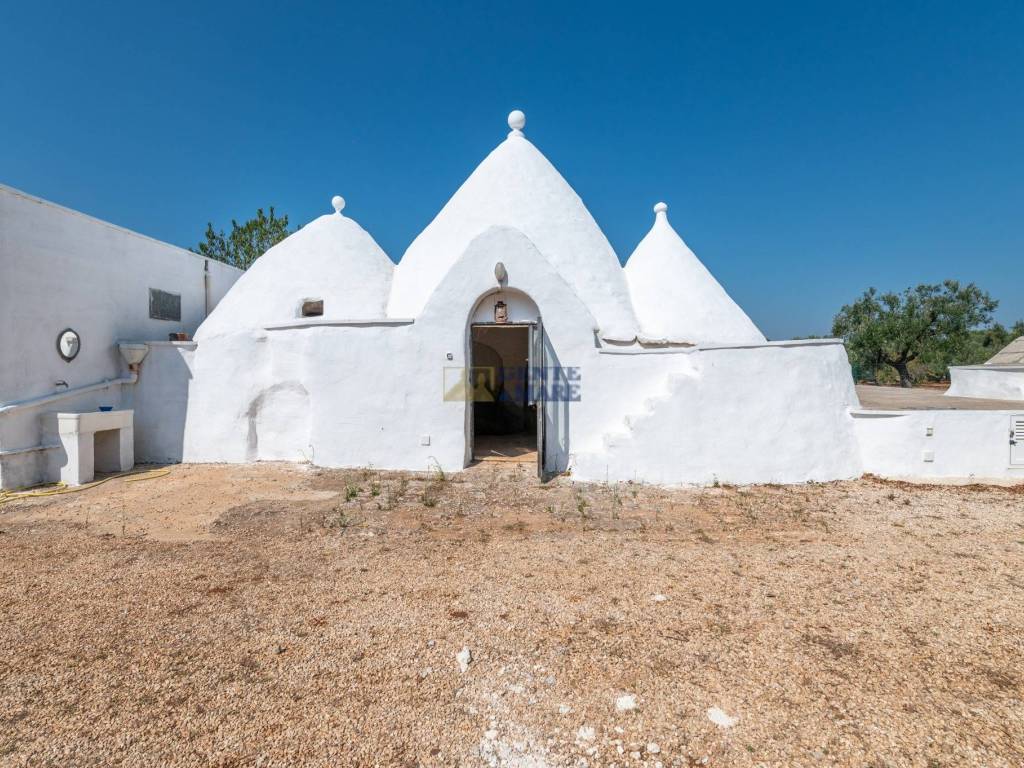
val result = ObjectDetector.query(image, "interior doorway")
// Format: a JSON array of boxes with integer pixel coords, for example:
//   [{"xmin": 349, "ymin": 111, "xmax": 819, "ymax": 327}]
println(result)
[{"xmin": 470, "ymin": 324, "xmax": 537, "ymax": 463}]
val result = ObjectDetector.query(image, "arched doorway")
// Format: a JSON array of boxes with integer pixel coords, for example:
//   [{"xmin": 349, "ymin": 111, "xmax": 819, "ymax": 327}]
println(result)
[{"xmin": 466, "ymin": 289, "xmax": 545, "ymax": 476}]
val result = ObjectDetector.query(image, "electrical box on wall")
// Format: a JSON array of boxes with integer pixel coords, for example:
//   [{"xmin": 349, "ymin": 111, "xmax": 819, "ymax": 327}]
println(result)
[
  {"xmin": 922, "ymin": 450, "xmax": 935, "ymax": 463},
  {"xmin": 1011, "ymin": 417, "xmax": 1024, "ymax": 466}
]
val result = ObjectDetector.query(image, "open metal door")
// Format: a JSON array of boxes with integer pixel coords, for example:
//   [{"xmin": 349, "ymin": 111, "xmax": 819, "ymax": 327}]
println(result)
[{"xmin": 531, "ymin": 318, "xmax": 546, "ymax": 478}]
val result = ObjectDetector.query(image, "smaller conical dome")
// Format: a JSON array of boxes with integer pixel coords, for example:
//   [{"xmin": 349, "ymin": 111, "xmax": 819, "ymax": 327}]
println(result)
[
  {"xmin": 624, "ymin": 203, "xmax": 765, "ymax": 345},
  {"xmin": 197, "ymin": 198, "xmax": 393, "ymax": 339}
]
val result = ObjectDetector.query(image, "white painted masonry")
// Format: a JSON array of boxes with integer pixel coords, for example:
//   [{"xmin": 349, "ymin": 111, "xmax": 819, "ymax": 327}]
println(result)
[
  {"xmin": 5, "ymin": 112, "xmax": 1018, "ymax": 488},
  {"xmin": 387, "ymin": 113, "xmax": 639, "ymax": 340},
  {"xmin": 122, "ymin": 343, "xmax": 197, "ymax": 464},
  {"xmin": 0, "ymin": 184, "xmax": 241, "ymax": 488},
  {"xmin": 49, "ymin": 409, "xmax": 135, "ymax": 486},
  {"xmin": 197, "ymin": 195, "xmax": 393, "ymax": 340},
  {"xmin": 945, "ymin": 337, "xmax": 1024, "ymax": 403},
  {"xmin": 947, "ymin": 366, "xmax": 1024, "ymax": 401},
  {"xmin": 624, "ymin": 203, "xmax": 765, "ymax": 345},
  {"xmin": 854, "ymin": 409, "xmax": 1024, "ymax": 481},
  {"xmin": 181, "ymin": 112, "xmax": 870, "ymax": 485},
  {"xmin": 575, "ymin": 340, "xmax": 862, "ymax": 485}
]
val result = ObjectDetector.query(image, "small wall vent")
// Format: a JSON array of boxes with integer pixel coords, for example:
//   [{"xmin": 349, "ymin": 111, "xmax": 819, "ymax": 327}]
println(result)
[
  {"xmin": 149, "ymin": 288, "xmax": 181, "ymax": 321},
  {"xmin": 301, "ymin": 299, "xmax": 324, "ymax": 317},
  {"xmin": 1011, "ymin": 416, "xmax": 1024, "ymax": 466}
]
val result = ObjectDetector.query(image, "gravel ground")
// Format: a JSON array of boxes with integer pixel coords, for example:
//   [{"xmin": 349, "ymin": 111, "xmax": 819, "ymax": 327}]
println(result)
[{"xmin": 1, "ymin": 463, "xmax": 1022, "ymax": 767}]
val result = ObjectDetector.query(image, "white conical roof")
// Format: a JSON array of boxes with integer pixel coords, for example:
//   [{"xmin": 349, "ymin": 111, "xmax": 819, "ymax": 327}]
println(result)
[
  {"xmin": 624, "ymin": 203, "xmax": 765, "ymax": 345},
  {"xmin": 197, "ymin": 197, "xmax": 393, "ymax": 339},
  {"xmin": 387, "ymin": 112, "xmax": 638, "ymax": 339}
]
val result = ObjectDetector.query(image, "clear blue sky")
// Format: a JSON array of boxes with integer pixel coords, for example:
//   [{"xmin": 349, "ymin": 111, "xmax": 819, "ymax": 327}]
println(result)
[{"xmin": 3, "ymin": 1, "xmax": 1021, "ymax": 339}]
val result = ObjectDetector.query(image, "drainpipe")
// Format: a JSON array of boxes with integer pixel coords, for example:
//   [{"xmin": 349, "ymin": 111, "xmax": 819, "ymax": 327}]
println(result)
[
  {"xmin": 0, "ymin": 342, "xmax": 149, "ymax": 418},
  {"xmin": 203, "ymin": 259, "xmax": 211, "ymax": 318},
  {"xmin": 0, "ymin": 374, "xmax": 137, "ymax": 417}
]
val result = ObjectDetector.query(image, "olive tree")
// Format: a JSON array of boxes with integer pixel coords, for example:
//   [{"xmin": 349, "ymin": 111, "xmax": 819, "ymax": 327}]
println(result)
[
  {"xmin": 832, "ymin": 281, "xmax": 997, "ymax": 387},
  {"xmin": 194, "ymin": 207, "xmax": 292, "ymax": 270}
]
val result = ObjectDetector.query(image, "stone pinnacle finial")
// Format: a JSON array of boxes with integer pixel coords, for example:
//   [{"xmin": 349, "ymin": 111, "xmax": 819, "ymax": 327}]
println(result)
[
  {"xmin": 653, "ymin": 202, "xmax": 668, "ymax": 221},
  {"xmin": 507, "ymin": 109, "xmax": 526, "ymax": 136},
  {"xmin": 331, "ymin": 195, "xmax": 346, "ymax": 215}
]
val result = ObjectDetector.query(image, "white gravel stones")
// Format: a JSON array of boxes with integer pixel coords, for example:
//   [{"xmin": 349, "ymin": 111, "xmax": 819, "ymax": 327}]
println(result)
[
  {"xmin": 651, "ymin": 593, "xmax": 669, "ymax": 602},
  {"xmin": 647, "ymin": 742, "xmax": 661, "ymax": 753},
  {"xmin": 707, "ymin": 707, "xmax": 738, "ymax": 728},
  {"xmin": 457, "ymin": 646, "xmax": 472, "ymax": 673},
  {"xmin": 575, "ymin": 725, "xmax": 596, "ymax": 744},
  {"xmin": 615, "ymin": 694, "xmax": 638, "ymax": 712}
]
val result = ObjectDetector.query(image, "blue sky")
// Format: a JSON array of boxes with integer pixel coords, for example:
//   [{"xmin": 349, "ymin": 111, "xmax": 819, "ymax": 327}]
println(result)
[{"xmin": 2, "ymin": 1, "xmax": 1021, "ymax": 339}]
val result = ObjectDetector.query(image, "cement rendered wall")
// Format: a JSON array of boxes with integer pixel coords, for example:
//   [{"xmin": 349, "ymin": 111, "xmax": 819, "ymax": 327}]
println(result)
[
  {"xmin": 0, "ymin": 185, "xmax": 241, "ymax": 488},
  {"xmin": 182, "ymin": 226, "xmax": 865, "ymax": 486},
  {"xmin": 573, "ymin": 341, "xmax": 863, "ymax": 485},
  {"xmin": 853, "ymin": 409, "xmax": 1024, "ymax": 481},
  {"xmin": 184, "ymin": 226, "xmax": 602, "ymax": 473},
  {"xmin": 947, "ymin": 366, "xmax": 1024, "ymax": 401},
  {"xmin": 122, "ymin": 343, "xmax": 197, "ymax": 464}
]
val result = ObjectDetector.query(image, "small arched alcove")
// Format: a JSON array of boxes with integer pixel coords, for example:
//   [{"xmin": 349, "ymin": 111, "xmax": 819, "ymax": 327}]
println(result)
[
  {"xmin": 465, "ymin": 288, "xmax": 544, "ymax": 471},
  {"xmin": 244, "ymin": 381, "xmax": 311, "ymax": 462}
]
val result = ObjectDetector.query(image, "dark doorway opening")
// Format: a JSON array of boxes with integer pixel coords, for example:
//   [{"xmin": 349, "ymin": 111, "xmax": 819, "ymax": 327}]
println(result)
[{"xmin": 470, "ymin": 324, "xmax": 537, "ymax": 463}]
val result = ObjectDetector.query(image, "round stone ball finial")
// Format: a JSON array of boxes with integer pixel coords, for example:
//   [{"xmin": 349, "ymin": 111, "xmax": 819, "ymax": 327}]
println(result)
[
  {"xmin": 653, "ymin": 202, "xmax": 668, "ymax": 215},
  {"xmin": 331, "ymin": 195, "xmax": 346, "ymax": 214},
  {"xmin": 507, "ymin": 110, "xmax": 526, "ymax": 133}
]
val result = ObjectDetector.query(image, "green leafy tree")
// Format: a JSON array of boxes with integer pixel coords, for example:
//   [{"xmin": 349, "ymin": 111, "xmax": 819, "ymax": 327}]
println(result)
[
  {"xmin": 832, "ymin": 281, "xmax": 998, "ymax": 388},
  {"xmin": 193, "ymin": 207, "xmax": 293, "ymax": 270},
  {"xmin": 958, "ymin": 320, "xmax": 1024, "ymax": 364}
]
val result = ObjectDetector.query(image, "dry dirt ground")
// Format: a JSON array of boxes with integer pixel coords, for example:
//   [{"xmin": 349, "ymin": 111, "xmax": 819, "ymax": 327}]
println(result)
[
  {"xmin": 1, "ymin": 463, "xmax": 1023, "ymax": 767},
  {"xmin": 854, "ymin": 384, "xmax": 1024, "ymax": 411}
]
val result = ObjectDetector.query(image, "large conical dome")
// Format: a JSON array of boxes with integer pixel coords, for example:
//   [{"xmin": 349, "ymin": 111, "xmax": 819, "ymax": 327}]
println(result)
[
  {"xmin": 387, "ymin": 113, "xmax": 638, "ymax": 339},
  {"xmin": 624, "ymin": 203, "xmax": 764, "ymax": 344},
  {"xmin": 197, "ymin": 197, "xmax": 393, "ymax": 339}
]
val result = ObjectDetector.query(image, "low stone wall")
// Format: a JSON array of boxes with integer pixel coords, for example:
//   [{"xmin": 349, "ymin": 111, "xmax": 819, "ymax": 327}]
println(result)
[
  {"xmin": 573, "ymin": 341, "xmax": 864, "ymax": 486},
  {"xmin": 854, "ymin": 408, "xmax": 1024, "ymax": 481},
  {"xmin": 947, "ymin": 366, "xmax": 1024, "ymax": 401}
]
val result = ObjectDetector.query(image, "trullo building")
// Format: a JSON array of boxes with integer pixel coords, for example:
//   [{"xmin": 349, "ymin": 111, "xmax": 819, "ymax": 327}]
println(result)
[{"xmin": 182, "ymin": 110, "xmax": 865, "ymax": 484}]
